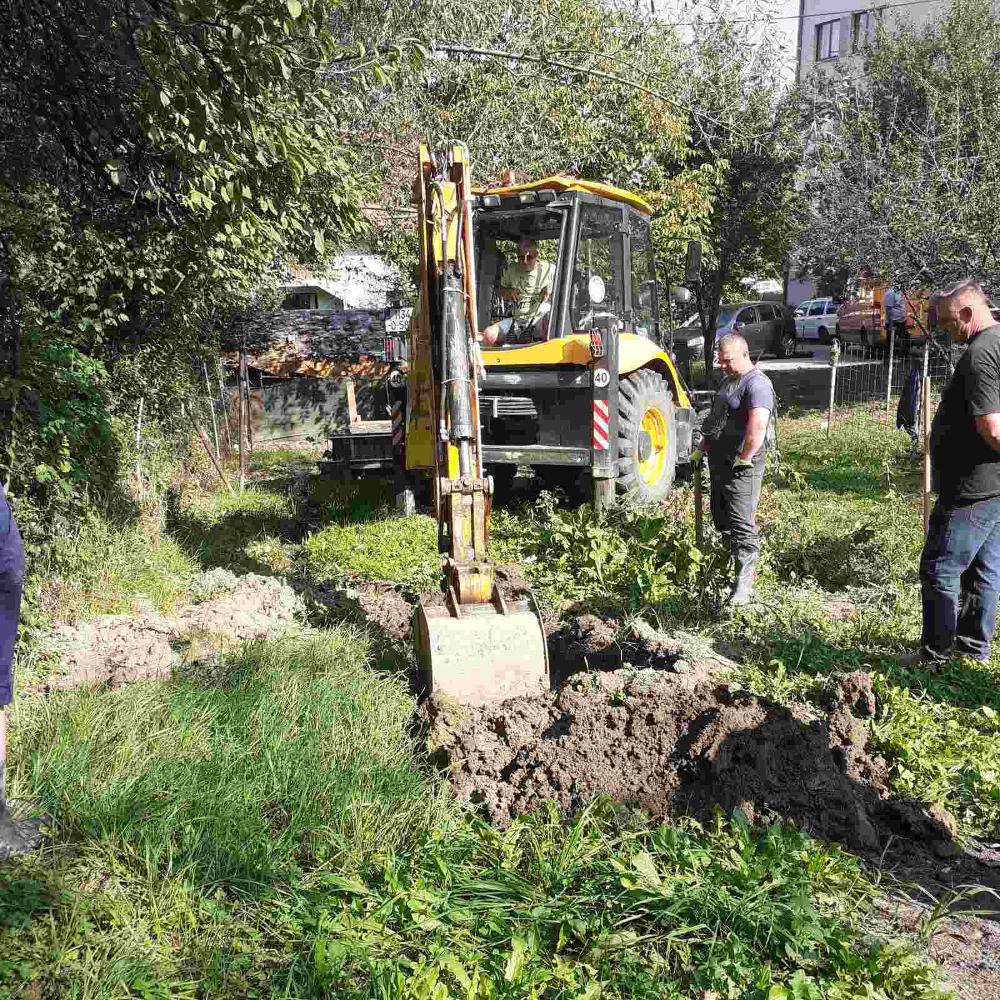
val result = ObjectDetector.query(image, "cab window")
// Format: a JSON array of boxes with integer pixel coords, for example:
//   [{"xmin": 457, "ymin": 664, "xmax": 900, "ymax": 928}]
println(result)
[
  {"xmin": 572, "ymin": 204, "xmax": 625, "ymax": 333},
  {"xmin": 808, "ymin": 301, "xmax": 825, "ymax": 316},
  {"xmin": 628, "ymin": 220, "xmax": 657, "ymax": 339},
  {"xmin": 475, "ymin": 207, "xmax": 564, "ymax": 343}
]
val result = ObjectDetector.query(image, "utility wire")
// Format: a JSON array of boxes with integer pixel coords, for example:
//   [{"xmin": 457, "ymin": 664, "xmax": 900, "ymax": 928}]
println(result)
[
  {"xmin": 655, "ymin": 0, "xmax": 946, "ymax": 26},
  {"xmin": 431, "ymin": 42, "xmax": 771, "ymax": 142}
]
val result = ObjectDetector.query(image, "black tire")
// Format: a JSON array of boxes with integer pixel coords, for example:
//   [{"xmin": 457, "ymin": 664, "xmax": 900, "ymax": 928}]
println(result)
[
  {"xmin": 775, "ymin": 331, "xmax": 796, "ymax": 358},
  {"xmin": 616, "ymin": 369, "xmax": 677, "ymax": 502},
  {"xmin": 817, "ymin": 325, "xmax": 829, "ymax": 343}
]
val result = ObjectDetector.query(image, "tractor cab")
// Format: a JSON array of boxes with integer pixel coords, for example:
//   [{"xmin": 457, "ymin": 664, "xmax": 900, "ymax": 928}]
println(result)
[
  {"xmin": 472, "ymin": 178, "xmax": 661, "ymax": 349},
  {"xmin": 404, "ymin": 173, "xmax": 696, "ymax": 507}
]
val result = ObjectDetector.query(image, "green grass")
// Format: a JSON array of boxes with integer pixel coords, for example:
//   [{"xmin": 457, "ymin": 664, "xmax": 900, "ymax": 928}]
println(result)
[
  {"xmin": 11, "ymin": 631, "xmax": 436, "ymax": 887},
  {"xmin": 250, "ymin": 446, "xmax": 322, "ymax": 478},
  {"xmin": 1, "ymin": 410, "xmax": 974, "ymax": 997},
  {"xmin": 303, "ymin": 514, "xmax": 440, "ymax": 593},
  {"xmin": 283, "ymin": 805, "xmax": 948, "ymax": 999},
  {"xmin": 34, "ymin": 515, "xmax": 201, "ymax": 622},
  {"xmin": 170, "ymin": 485, "xmax": 298, "ymax": 573}
]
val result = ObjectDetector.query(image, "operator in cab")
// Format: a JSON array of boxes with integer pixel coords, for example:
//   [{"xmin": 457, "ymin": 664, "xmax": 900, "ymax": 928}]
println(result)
[{"xmin": 481, "ymin": 238, "xmax": 554, "ymax": 347}]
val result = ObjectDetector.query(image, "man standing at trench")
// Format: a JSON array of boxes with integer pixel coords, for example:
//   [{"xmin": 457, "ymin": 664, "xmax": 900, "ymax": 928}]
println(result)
[
  {"xmin": 0, "ymin": 481, "xmax": 37, "ymax": 857},
  {"xmin": 694, "ymin": 333, "xmax": 775, "ymax": 606},
  {"xmin": 906, "ymin": 280, "xmax": 1000, "ymax": 665}
]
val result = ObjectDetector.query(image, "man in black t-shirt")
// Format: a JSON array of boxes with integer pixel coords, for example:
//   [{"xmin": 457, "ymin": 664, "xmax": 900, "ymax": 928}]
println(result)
[
  {"xmin": 696, "ymin": 334, "xmax": 776, "ymax": 606},
  {"xmin": 914, "ymin": 280, "xmax": 1000, "ymax": 663}
]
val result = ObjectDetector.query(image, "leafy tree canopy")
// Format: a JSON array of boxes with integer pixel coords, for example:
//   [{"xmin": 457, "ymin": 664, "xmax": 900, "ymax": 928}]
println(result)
[{"xmin": 795, "ymin": 0, "xmax": 1000, "ymax": 294}]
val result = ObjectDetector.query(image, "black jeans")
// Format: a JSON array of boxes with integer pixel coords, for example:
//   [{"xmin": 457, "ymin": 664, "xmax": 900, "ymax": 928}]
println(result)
[
  {"xmin": 708, "ymin": 453, "xmax": 766, "ymax": 562},
  {"xmin": 919, "ymin": 495, "xmax": 1000, "ymax": 661}
]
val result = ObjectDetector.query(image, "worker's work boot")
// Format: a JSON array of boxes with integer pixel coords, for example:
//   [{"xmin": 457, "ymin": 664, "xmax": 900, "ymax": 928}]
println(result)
[
  {"xmin": 728, "ymin": 547, "xmax": 758, "ymax": 607},
  {"xmin": 0, "ymin": 767, "xmax": 44, "ymax": 860}
]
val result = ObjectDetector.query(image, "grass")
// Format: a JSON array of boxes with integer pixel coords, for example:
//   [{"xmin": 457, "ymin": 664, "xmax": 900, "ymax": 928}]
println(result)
[
  {"xmin": 303, "ymin": 513, "xmax": 440, "ymax": 593},
  {"xmin": 0, "ymin": 437, "xmax": 976, "ymax": 997},
  {"xmin": 32, "ymin": 515, "xmax": 201, "ymax": 623}
]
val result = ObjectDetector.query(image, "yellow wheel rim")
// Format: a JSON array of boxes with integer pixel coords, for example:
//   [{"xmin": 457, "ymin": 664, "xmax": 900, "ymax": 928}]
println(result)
[{"xmin": 637, "ymin": 405, "xmax": 668, "ymax": 485}]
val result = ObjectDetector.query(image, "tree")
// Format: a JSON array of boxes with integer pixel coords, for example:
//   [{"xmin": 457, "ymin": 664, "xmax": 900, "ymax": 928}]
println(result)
[
  {"xmin": 0, "ymin": 0, "xmax": 375, "ymax": 509},
  {"xmin": 330, "ymin": 0, "xmax": 801, "ymax": 385},
  {"xmin": 678, "ymin": 9, "xmax": 806, "ymax": 381},
  {"xmin": 795, "ymin": 0, "xmax": 1000, "ymax": 294}
]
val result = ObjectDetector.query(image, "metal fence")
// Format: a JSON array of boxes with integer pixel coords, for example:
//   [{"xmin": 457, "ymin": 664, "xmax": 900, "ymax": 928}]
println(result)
[{"xmin": 828, "ymin": 335, "xmax": 958, "ymax": 430}]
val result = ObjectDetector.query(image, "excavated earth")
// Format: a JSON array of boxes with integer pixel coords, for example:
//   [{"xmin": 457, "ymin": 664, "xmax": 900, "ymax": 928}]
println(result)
[
  {"xmin": 37, "ymin": 570, "xmax": 301, "ymax": 692},
  {"xmin": 425, "ymin": 668, "xmax": 960, "ymax": 856}
]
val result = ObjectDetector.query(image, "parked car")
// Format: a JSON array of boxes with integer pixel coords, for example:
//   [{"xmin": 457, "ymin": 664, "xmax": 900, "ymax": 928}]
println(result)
[
  {"xmin": 674, "ymin": 300, "xmax": 797, "ymax": 362},
  {"xmin": 793, "ymin": 297, "xmax": 841, "ymax": 344}
]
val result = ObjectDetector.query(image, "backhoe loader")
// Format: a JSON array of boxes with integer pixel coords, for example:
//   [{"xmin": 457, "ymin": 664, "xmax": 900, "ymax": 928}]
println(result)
[{"xmin": 407, "ymin": 143, "xmax": 697, "ymax": 706}]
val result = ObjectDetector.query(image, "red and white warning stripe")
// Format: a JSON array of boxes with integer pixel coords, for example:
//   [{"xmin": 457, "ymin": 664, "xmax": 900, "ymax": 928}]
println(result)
[
  {"xmin": 592, "ymin": 399, "xmax": 610, "ymax": 451},
  {"xmin": 391, "ymin": 401, "xmax": 404, "ymax": 447}
]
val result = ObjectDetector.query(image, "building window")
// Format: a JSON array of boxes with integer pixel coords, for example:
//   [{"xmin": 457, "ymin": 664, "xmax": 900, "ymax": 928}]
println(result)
[
  {"xmin": 815, "ymin": 19, "xmax": 840, "ymax": 61},
  {"xmin": 281, "ymin": 291, "xmax": 318, "ymax": 310},
  {"xmin": 851, "ymin": 11, "xmax": 872, "ymax": 53}
]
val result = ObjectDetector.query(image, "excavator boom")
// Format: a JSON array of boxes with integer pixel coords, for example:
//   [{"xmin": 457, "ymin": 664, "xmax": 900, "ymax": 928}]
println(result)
[{"xmin": 411, "ymin": 143, "xmax": 548, "ymax": 705}]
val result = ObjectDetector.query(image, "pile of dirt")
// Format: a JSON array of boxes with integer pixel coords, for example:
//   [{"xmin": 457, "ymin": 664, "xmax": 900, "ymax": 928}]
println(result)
[
  {"xmin": 39, "ymin": 572, "xmax": 301, "ymax": 692},
  {"xmin": 427, "ymin": 669, "xmax": 958, "ymax": 855}
]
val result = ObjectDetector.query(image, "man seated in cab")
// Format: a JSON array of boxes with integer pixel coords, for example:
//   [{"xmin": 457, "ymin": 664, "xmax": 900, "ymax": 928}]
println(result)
[{"xmin": 481, "ymin": 238, "xmax": 554, "ymax": 347}]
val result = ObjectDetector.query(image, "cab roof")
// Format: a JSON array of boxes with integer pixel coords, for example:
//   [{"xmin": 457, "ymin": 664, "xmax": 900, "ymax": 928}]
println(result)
[{"xmin": 472, "ymin": 175, "xmax": 652, "ymax": 215}]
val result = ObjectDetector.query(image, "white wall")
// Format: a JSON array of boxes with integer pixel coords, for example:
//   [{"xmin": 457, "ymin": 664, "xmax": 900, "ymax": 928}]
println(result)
[{"xmin": 797, "ymin": 0, "xmax": 943, "ymax": 82}]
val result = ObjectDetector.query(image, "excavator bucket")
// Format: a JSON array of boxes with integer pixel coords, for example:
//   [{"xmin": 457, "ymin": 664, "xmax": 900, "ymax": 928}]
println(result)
[{"xmin": 415, "ymin": 593, "xmax": 548, "ymax": 706}]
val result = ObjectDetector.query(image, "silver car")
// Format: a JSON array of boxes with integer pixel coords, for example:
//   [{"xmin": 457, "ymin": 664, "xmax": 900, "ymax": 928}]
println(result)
[
  {"xmin": 674, "ymin": 300, "xmax": 797, "ymax": 361},
  {"xmin": 794, "ymin": 298, "xmax": 841, "ymax": 345}
]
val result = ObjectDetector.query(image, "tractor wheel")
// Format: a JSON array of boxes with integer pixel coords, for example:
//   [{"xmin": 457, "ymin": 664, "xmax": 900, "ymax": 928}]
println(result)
[{"xmin": 616, "ymin": 369, "xmax": 677, "ymax": 502}]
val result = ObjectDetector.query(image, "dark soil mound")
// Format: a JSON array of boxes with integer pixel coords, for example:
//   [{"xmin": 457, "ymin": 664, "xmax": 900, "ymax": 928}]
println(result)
[{"xmin": 427, "ymin": 669, "xmax": 957, "ymax": 855}]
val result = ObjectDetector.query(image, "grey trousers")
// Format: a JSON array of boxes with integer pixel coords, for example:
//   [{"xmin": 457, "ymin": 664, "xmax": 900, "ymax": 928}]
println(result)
[{"xmin": 708, "ymin": 454, "xmax": 765, "ymax": 564}]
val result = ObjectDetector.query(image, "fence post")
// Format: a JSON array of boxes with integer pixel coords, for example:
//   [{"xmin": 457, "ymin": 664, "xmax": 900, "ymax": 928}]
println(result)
[
  {"xmin": 827, "ymin": 339, "xmax": 840, "ymax": 435},
  {"xmin": 885, "ymin": 326, "xmax": 895, "ymax": 418}
]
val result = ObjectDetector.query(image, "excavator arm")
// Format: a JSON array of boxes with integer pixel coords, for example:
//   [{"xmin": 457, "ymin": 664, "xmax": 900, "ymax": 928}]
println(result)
[{"xmin": 410, "ymin": 144, "xmax": 548, "ymax": 705}]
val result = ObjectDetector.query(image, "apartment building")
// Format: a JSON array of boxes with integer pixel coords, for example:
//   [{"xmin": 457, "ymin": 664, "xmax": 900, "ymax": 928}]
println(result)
[{"xmin": 795, "ymin": 0, "xmax": 943, "ymax": 81}]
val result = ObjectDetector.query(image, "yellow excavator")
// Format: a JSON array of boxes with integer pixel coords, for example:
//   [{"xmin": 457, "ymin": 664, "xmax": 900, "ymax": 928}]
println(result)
[{"xmin": 407, "ymin": 143, "xmax": 697, "ymax": 705}]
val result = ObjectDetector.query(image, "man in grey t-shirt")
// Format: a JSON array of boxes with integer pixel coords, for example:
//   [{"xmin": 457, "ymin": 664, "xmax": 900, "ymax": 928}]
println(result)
[{"xmin": 697, "ymin": 334, "xmax": 776, "ymax": 606}]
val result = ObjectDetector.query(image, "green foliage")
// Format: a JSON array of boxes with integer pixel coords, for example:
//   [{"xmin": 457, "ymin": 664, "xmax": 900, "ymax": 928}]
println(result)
[
  {"xmin": 493, "ymin": 492, "xmax": 703, "ymax": 608},
  {"xmin": 1, "ymin": 0, "xmax": 379, "ymax": 526},
  {"xmin": 797, "ymin": 0, "xmax": 1000, "ymax": 290},
  {"xmin": 286, "ymin": 804, "xmax": 946, "ymax": 999},
  {"xmin": 873, "ymin": 679, "xmax": 1000, "ymax": 835},
  {"xmin": 303, "ymin": 514, "xmax": 440, "ymax": 593}
]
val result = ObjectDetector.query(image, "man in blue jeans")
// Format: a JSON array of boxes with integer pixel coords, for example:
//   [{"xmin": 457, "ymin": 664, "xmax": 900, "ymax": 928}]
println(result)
[
  {"xmin": 0, "ymin": 482, "xmax": 37, "ymax": 857},
  {"xmin": 911, "ymin": 280, "xmax": 1000, "ymax": 664}
]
